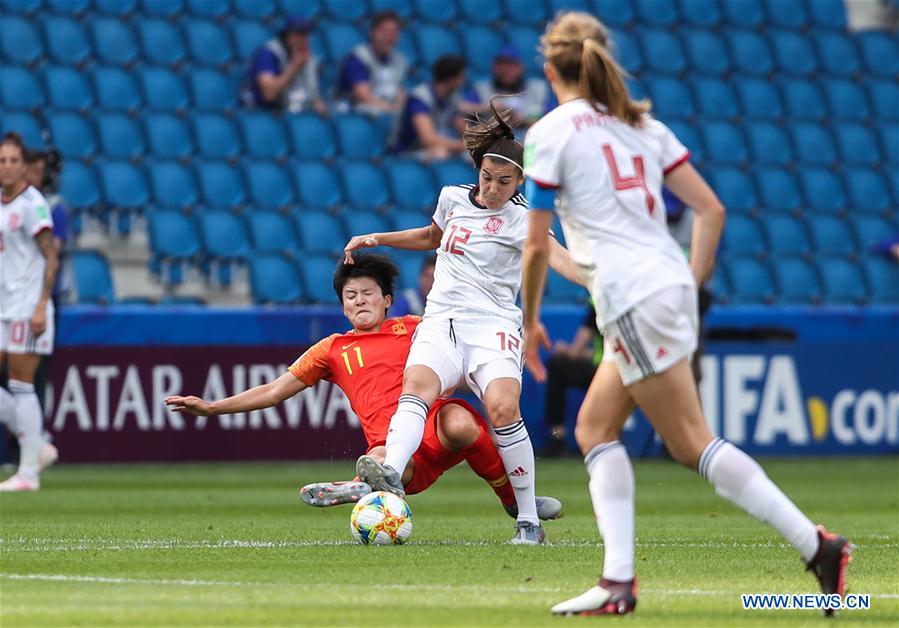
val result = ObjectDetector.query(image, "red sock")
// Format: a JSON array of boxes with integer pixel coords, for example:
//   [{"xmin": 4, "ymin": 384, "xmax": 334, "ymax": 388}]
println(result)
[{"xmin": 464, "ymin": 425, "xmax": 515, "ymax": 507}]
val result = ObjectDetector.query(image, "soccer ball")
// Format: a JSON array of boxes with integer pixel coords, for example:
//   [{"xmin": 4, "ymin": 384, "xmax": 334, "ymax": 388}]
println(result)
[{"xmin": 350, "ymin": 491, "xmax": 413, "ymax": 545}]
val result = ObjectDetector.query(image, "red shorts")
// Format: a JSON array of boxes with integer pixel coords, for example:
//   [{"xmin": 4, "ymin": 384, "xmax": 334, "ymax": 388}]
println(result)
[{"xmin": 365, "ymin": 398, "xmax": 485, "ymax": 496}]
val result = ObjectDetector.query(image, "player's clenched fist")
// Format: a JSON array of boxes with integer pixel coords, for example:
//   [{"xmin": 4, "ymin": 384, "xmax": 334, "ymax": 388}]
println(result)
[
  {"xmin": 343, "ymin": 234, "xmax": 379, "ymax": 264},
  {"xmin": 165, "ymin": 395, "xmax": 213, "ymax": 416}
]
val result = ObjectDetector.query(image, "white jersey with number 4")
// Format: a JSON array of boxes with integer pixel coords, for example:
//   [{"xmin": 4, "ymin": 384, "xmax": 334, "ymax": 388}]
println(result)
[
  {"xmin": 425, "ymin": 184, "xmax": 529, "ymax": 325},
  {"xmin": 1, "ymin": 185, "xmax": 53, "ymax": 320},
  {"xmin": 524, "ymin": 98, "xmax": 694, "ymax": 328}
]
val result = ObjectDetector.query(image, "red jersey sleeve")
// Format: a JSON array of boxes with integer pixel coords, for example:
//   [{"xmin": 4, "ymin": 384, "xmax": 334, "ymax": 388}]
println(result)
[{"xmin": 288, "ymin": 334, "xmax": 337, "ymax": 386}]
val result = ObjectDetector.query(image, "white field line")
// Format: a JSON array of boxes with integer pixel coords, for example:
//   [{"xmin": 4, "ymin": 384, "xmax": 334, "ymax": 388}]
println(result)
[{"xmin": 1, "ymin": 573, "xmax": 897, "ymax": 600}]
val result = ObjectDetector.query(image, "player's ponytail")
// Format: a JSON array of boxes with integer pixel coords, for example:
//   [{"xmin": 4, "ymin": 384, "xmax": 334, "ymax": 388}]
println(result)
[
  {"xmin": 543, "ymin": 12, "xmax": 650, "ymax": 127},
  {"xmin": 463, "ymin": 99, "xmax": 523, "ymax": 171}
]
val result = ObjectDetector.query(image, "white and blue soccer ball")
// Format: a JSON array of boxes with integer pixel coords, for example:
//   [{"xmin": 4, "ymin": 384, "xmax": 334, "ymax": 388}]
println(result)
[{"xmin": 350, "ymin": 491, "xmax": 413, "ymax": 545}]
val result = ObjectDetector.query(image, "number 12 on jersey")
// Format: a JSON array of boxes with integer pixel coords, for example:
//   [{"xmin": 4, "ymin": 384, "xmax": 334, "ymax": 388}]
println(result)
[
  {"xmin": 341, "ymin": 346, "xmax": 365, "ymax": 375},
  {"xmin": 602, "ymin": 144, "xmax": 655, "ymax": 215},
  {"xmin": 444, "ymin": 225, "xmax": 472, "ymax": 255}
]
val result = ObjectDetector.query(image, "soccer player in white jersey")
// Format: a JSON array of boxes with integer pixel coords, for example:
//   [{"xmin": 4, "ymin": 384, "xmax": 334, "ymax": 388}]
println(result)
[
  {"xmin": 519, "ymin": 13, "xmax": 851, "ymax": 615},
  {"xmin": 0, "ymin": 133, "xmax": 60, "ymax": 491},
  {"xmin": 344, "ymin": 103, "xmax": 585, "ymax": 544}
]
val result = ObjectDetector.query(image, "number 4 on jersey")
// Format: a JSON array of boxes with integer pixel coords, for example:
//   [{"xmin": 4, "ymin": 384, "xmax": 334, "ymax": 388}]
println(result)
[{"xmin": 602, "ymin": 144, "xmax": 655, "ymax": 215}]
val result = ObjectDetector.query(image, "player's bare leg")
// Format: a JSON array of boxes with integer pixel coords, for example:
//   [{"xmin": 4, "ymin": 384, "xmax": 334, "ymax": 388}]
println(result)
[{"xmin": 0, "ymin": 352, "xmax": 47, "ymax": 492}]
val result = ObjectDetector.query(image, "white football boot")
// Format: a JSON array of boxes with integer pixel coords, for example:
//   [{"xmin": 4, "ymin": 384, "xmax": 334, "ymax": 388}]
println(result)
[{"xmin": 0, "ymin": 473, "xmax": 40, "ymax": 492}]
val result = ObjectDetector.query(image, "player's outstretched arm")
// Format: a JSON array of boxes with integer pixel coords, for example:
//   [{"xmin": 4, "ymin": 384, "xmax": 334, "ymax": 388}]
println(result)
[
  {"xmin": 165, "ymin": 371, "xmax": 307, "ymax": 416},
  {"xmin": 344, "ymin": 223, "xmax": 442, "ymax": 263},
  {"xmin": 548, "ymin": 237, "xmax": 588, "ymax": 288}
]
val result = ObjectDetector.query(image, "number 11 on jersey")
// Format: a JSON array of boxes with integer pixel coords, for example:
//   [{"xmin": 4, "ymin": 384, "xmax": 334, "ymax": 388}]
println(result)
[{"xmin": 341, "ymin": 346, "xmax": 364, "ymax": 375}]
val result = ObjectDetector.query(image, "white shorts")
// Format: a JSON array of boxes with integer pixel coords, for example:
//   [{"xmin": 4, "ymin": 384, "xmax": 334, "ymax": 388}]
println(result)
[
  {"xmin": 602, "ymin": 285, "xmax": 697, "ymax": 387},
  {"xmin": 0, "ymin": 302, "xmax": 55, "ymax": 356},
  {"xmin": 405, "ymin": 316, "xmax": 523, "ymax": 400}
]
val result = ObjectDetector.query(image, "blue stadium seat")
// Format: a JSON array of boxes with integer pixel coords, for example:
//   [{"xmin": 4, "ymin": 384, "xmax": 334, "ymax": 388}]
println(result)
[
  {"xmin": 197, "ymin": 161, "xmax": 247, "ymax": 209},
  {"xmin": 728, "ymin": 30, "xmax": 774, "ymax": 77},
  {"xmin": 392, "ymin": 210, "xmax": 428, "ymax": 232},
  {"xmin": 708, "ymin": 265, "xmax": 731, "ymax": 303},
  {"xmin": 1, "ymin": 16, "xmax": 43, "ymax": 65},
  {"xmin": 140, "ymin": 67, "xmax": 189, "ymax": 111},
  {"xmin": 47, "ymin": 0, "xmax": 90, "ymax": 13},
  {"xmin": 701, "ymin": 122, "xmax": 747, "ymax": 165},
  {"xmin": 385, "ymin": 160, "xmax": 438, "ymax": 211},
  {"xmin": 881, "ymin": 125, "xmax": 898, "ymax": 164},
  {"xmin": 70, "ymin": 250, "xmax": 116, "ymax": 305},
  {"xmin": 707, "ymin": 167, "xmax": 757, "ymax": 213},
  {"xmin": 0, "ymin": 67, "xmax": 45, "ymax": 109},
  {"xmin": 691, "ymin": 78, "xmax": 739, "ymax": 120},
  {"xmin": 248, "ymin": 253, "xmax": 304, "ymax": 304},
  {"xmin": 333, "ymin": 113, "xmax": 383, "ymax": 159},
  {"xmin": 844, "ymin": 168, "xmax": 890, "ymax": 213},
  {"xmin": 239, "ymin": 113, "xmax": 289, "ymax": 160},
  {"xmin": 809, "ymin": 0, "xmax": 847, "ymax": 29},
  {"xmin": 645, "ymin": 76, "xmax": 694, "ymax": 120},
  {"xmin": 196, "ymin": 210, "xmax": 252, "ymax": 261},
  {"xmin": 773, "ymin": 257, "xmax": 822, "ymax": 304},
  {"xmin": 546, "ymin": 269, "xmax": 588, "ymax": 304},
  {"xmin": 300, "ymin": 254, "xmax": 341, "ymax": 303},
  {"xmin": 769, "ymin": 30, "xmax": 817, "ymax": 77},
  {"xmin": 138, "ymin": 19, "xmax": 186, "ymax": 67},
  {"xmin": 678, "ymin": 0, "xmax": 720, "ymax": 26},
  {"xmin": 231, "ymin": 20, "xmax": 270, "ymax": 61},
  {"xmin": 246, "ymin": 211, "xmax": 300, "ymax": 255},
  {"xmin": 97, "ymin": 113, "xmax": 145, "ymax": 160},
  {"xmin": 799, "ymin": 168, "xmax": 846, "ymax": 214},
  {"xmin": 2, "ymin": 112, "xmax": 45, "ymax": 150},
  {"xmin": 48, "ymin": 113, "xmax": 96, "ymax": 161},
  {"xmin": 292, "ymin": 161, "xmax": 343, "ymax": 209},
  {"xmin": 245, "ymin": 160, "xmax": 295, "ymax": 210},
  {"xmin": 92, "ymin": 18, "xmax": 139, "ymax": 67},
  {"xmin": 460, "ymin": 26, "xmax": 504, "ymax": 75},
  {"xmin": 639, "ymin": 30, "xmax": 687, "ymax": 75},
  {"xmin": 95, "ymin": 0, "xmax": 138, "ymax": 16},
  {"xmin": 3, "ymin": 0, "xmax": 43, "ymax": 15},
  {"xmin": 148, "ymin": 209, "xmax": 201, "ymax": 284},
  {"xmin": 666, "ymin": 121, "xmax": 704, "ymax": 164},
  {"xmin": 93, "ymin": 66, "xmax": 142, "ymax": 111},
  {"xmin": 760, "ymin": 214, "xmax": 811, "ymax": 257},
  {"xmin": 813, "ymin": 32, "xmax": 860, "ymax": 78},
  {"xmin": 43, "ymin": 66, "xmax": 94, "ymax": 112},
  {"xmin": 98, "ymin": 161, "xmax": 149, "ymax": 210},
  {"xmin": 633, "ymin": 0, "xmax": 678, "ymax": 26},
  {"xmin": 682, "ymin": 30, "xmax": 730, "ymax": 77},
  {"xmin": 856, "ymin": 32, "xmax": 898, "ymax": 79},
  {"xmin": 184, "ymin": 19, "xmax": 234, "ymax": 67},
  {"xmin": 188, "ymin": 69, "xmax": 239, "ymax": 112},
  {"xmin": 280, "ymin": 0, "xmax": 322, "ymax": 18},
  {"xmin": 193, "ymin": 114, "xmax": 242, "ymax": 160},
  {"xmin": 723, "ymin": 215, "xmax": 766, "ymax": 257},
  {"xmin": 725, "ymin": 257, "xmax": 775, "ymax": 304},
  {"xmin": 234, "ymin": 0, "xmax": 277, "ymax": 19},
  {"xmin": 819, "ymin": 258, "xmax": 865, "ymax": 304},
  {"xmin": 460, "ymin": 0, "xmax": 503, "ymax": 23},
  {"xmin": 592, "ymin": 0, "xmax": 634, "ymax": 28},
  {"xmin": 414, "ymin": 0, "xmax": 459, "ymax": 22},
  {"xmin": 808, "ymin": 216, "xmax": 856, "ymax": 257},
  {"xmin": 823, "ymin": 80, "xmax": 870, "ymax": 122},
  {"xmin": 755, "ymin": 168, "xmax": 801, "ymax": 212},
  {"xmin": 295, "ymin": 211, "xmax": 346, "ymax": 254},
  {"xmin": 501, "ymin": 25, "xmax": 543, "ymax": 75},
  {"xmin": 721, "ymin": 0, "xmax": 765, "ymax": 27},
  {"xmin": 286, "ymin": 113, "xmax": 336, "ymax": 160},
  {"xmin": 322, "ymin": 21, "xmax": 365, "ymax": 63},
  {"xmin": 392, "ymin": 250, "xmax": 428, "ymax": 291},
  {"xmin": 851, "ymin": 214, "xmax": 895, "ymax": 251},
  {"xmin": 791, "ymin": 125, "xmax": 837, "ymax": 167},
  {"xmin": 868, "ymin": 80, "xmax": 898, "ymax": 121},
  {"xmin": 414, "ymin": 24, "xmax": 461, "ymax": 68},
  {"xmin": 779, "ymin": 78, "xmax": 826, "ymax": 122},
  {"xmin": 549, "ymin": 0, "xmax": 592, "ymax": 13},
  {"xmin": 186, "ymin": 0, "xmax": 229, "ymax": 18},
  {"xmin": 344, "ymin": 210, "xmax": 393, "ymax": 237},
  {"xmin": 338, "ymin": 161, "xmax": 390, "ymax": 210},
  {"xmin": 431, "ymin": 159, "xmax": 476, "ymax": 189},
  {"xmin": 142, "ymin": 0, "xmax": 185, "ymax": 17},
  {"xmin": 148, "ymin": 161, "xmax": 198, "ymax": 208},
  {"xmin": 735, "ymin": 77, "xmax": 783, "ymax": 120},
  {"xmin": 834, "ymin": 125, "xmax": 880, "ymax": 167},
  {"xmin": 322, "ymin": 0, "xmax": 369, "ymax": 21},
  {"xmin": 765, "ymin": 0, "xmax": 806, "ymax": 27},
  {"xmin": 861, "ymin": 255, "xmax": 899, "ymax": 304},
  {"xmin": 44, "ymin": 16, "xmax": 91, "ymax": 66},
  {"xmin": 59, "ymin": 162, "xmax": 100, "ymax": 209},
  {"xmin": 746, "ymin": 122, "xmax": 793, "ymax": 166}
]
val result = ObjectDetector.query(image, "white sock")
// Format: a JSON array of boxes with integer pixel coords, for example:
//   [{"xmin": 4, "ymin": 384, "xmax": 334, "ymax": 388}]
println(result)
[
  {"xmin": 700, "ymin": 438, "xmax": 819, "ymax": 563},
  {"xmin": 9, "ymin": 379, "xmax": 44, "ymax": 480},
  {"xmin": 585, "ymin": 441, "xmax": 635, "ymax": 581},
  {"xmin": 494, "ymin": 419, "xmax": 538, "ymax": 525},
  {"xmin": 0, "ymin": 386, "xmax": 18, "ymax": 431},
  {"xmin": 383, "ymin": 394, "xmax": 429, "ymax": 475}
]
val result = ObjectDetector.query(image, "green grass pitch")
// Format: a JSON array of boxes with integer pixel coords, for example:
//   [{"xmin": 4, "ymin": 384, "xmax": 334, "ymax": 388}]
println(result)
[{"xmin": 1, "ymin": 457, "xmax": 896, "ymax": 626}]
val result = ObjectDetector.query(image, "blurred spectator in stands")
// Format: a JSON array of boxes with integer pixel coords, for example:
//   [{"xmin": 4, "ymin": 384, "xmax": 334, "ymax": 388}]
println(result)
[
  {"xmin": 241, "ymin": 17, "xmax": 327, "ymax": 115},
  {"xmin": 473, "ymin": 46, "xmax": 549, "ymax": 133},
  {"xmin": 871, "ymin": 234, "xmax": 899, "ymax": 262},
  {"xmin": 336, "ymin": 11, "xmax": 408, "ymax": 116},
  {"xmin": 393, "ymin": 255, "xmax": 436, "ymax": 316},
  {"xmin": 389, "ymin": 55, "xmax": 480, "ymax": 160}
]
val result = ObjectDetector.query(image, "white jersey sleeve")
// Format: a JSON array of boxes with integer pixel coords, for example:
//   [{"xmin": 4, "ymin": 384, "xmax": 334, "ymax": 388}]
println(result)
[
  {"xmin": 524, "ymin": 121, "xmax": 566, "ymax": 189},
  {"xmin": 644, "ymin": 118, "xmax": 691, "ymax": 174},
  {"xmin": 431, "ymin": 187, "xmax": 452, "ymax": 231},
  {"xmin": 24, "ymin": 193, "xmax": 53, "ymax": 237}
]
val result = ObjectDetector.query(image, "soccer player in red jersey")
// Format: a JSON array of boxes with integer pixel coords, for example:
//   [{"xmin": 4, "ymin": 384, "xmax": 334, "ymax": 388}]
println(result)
[{"xmin": 166, "ymin": 254, "xmax": 562, "ymax": 522}]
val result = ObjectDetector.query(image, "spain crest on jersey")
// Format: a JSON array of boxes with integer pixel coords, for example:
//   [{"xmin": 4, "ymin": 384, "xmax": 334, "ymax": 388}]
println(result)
[{"xmin": 483, "ymin": 216, "xmax": 504, "ymax": 235}]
